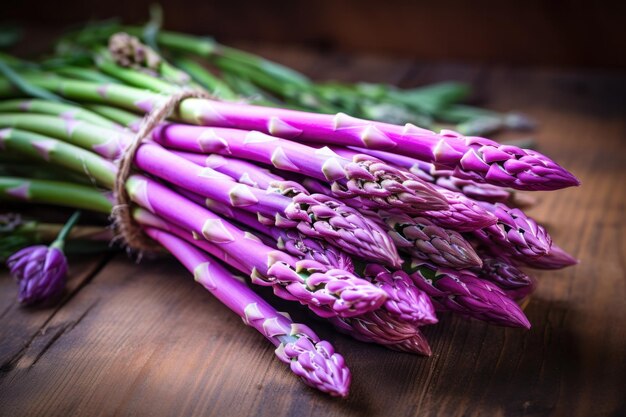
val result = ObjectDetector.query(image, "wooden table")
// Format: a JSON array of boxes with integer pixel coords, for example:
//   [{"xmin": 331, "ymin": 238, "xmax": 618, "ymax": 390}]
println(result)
[{"xmin": 1, "ymin": 48, "xmax": 625, "ymax": 417}]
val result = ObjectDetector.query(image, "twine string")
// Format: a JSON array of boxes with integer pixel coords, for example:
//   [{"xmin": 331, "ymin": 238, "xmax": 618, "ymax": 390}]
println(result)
[{"xmin": 113, "ymin": 89, "xmax": 211, "ymax": 251}]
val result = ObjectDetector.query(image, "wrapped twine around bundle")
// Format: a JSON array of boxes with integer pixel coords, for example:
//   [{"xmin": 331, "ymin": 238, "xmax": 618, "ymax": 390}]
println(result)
[{"xmin": 112, "ymin": 89, "xmax": 211, "ymax": 252}]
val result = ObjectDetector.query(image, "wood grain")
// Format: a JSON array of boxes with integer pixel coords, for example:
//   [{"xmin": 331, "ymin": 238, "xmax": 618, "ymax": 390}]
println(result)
[
  {"xmin": 1, "ymin": 52, "xmax": 625, "ymax": 417},
  {"xmin": 4, "ymin": 1, "xmax": 626, "ymax": 68}
]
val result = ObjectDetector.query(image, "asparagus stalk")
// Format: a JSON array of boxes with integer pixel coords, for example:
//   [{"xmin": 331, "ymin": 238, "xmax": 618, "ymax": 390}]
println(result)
[
  {"xmin": 0, "ymin": 127, "xmax": 117, "ymax": 188},
  {"xmin": 473, "ymin": 202, "xmax": 552, "ymax": 260},
  {"xmin": 407, "ymin": 260, "xmax": 530, "ymax": 328},
  {"xmin": 474, "ymin": 250, "xmax": 537, "ymax": 300},
  {"xmin": 386, "ymin": 331, "xmax": 433, "ymax": 355},
  {"xmin": 143, "ymin": 226, "xmax": 351, "ymax": 397},
  {"xmin": 172, "ymin": 57, "xmax": 238, "ymax": 100},
  {"xmin": 329, "ymin": 312, "xmax": 432, "ymax": 356},
  {"xmin": 0, "ymin": 75, "xmax": 579, "ymax": 191},
  {"xmin": 82, "ymin": 103, "xmax": 143, "ymax": 130},
  {"xmin": 0, "ymin": 177, "xmax": 112, "ymax": 213},
  {"xmin": 380, "ymin": 210, "xmax": 482, "ymax": 269},
  {"xmin": 178, "ymin": 189, "xmax": 355, "ymax": 272},
  {"xmin": 0, "ymin": 98, "xmax": 119, "ymax": 129},
  {"xmin": 361, "ymin": 264, "xmax": 437, "ymax": 325},
  {"xmin": 422, "ymin": 188, "xmax": 498, "ymax": 232}
]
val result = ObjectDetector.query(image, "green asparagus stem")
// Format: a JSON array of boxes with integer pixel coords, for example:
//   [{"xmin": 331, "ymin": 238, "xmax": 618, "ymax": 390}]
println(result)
[{"xmin": 0, "ymin": 177, "xmax": 112, "ymax": 212}]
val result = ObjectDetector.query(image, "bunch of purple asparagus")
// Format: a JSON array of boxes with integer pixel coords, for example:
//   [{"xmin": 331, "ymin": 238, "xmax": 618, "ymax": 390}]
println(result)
[{"xmin": 0, "ymin": 36, "xmax": 579, "ymax": 397}]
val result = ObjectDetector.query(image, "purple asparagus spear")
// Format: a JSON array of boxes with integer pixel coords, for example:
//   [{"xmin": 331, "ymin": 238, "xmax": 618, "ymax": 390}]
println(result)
[
  {"xmin": 407, "ymin": 260, "xmax": 531, "ymax": 328},
  {"xmin": 143, "ymin": 227, "xmax": 351, "ymax": 397},
  {"xmin": 380, "ymin": 210, "xmax": 482, "ymax": 269},
  {"xmin": 362, "ymin": 263, "xmax": 438, "ymax": 325},
  {"xmin": 475, "ymin": 251, "xmax": 537, "ymax": 301},
  {"xmin": 170, "ymin": 99, "xmax": 579, "ymax": 190},
  {"xmin": 421, "ymin": 188, "xmax": 498, "ymax": 232},
  {"xmin": 346, "ymin": 146, "xmax": 515, "ymax": 203},
  {"xmin": 128, "ymin": 177, "xmax": 387, "ymax": 318},
  {"xmin": 152, "ymin": 124, "xmax": 448, "ymax": 213},
  {"xmin": 521, "ymin": 244, "xmax": 578, "ymax": 269},
  {"xmin": 473, "ymin": 202, "xmax": 552, "ymax": 260},
  {"xmin": 387, "ymin": 331, "xmax": 433, "ymax": 356},
  {"xmin": 329, "ymin": 311, "xmax": 432, "ymax": 356}
]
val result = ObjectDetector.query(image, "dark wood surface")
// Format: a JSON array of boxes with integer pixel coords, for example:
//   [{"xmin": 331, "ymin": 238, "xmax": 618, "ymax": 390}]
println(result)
[
  {"xmin": 4, "ymin": 1, "xmax": 626, "ymax": 68},
  {"xmin": 1, "ymin": 48, "xmax": 625, "ymax": 417}
]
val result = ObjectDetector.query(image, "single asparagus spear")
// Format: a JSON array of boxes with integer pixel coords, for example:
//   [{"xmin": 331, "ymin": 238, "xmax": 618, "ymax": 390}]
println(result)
[
  {"xmin": 407, "ymin": 260, "xmax": 531, "ymax": 328},
  {"xmin": 329, "ymin": 311, "xmax": 432, "ymax": 356},
  {"xmin": 521, "ymin": 244, "xmax": 578, "ymax": 269},
  {"xmin": 423, "ymin": 188, "xmax": 498, "ymax": 232},
  {"xmin": 361, "ymin": 264, "xmax": 438, "ymax": 325},
  {"xmin": 473, "ymin": 202, "xmax": 552, "ymax": 260},
  {"xmin": 0, "ymin": 127, "xmax": 117, "ymax": 188},
  {"xmin": 475, "ymin": 250, "xmax": 537, "ymax": 300},
  {"xmin": 0, "ymin": 177, "xmax": 112, "ymax": 213},
  {"xmin": 0, "ymin": 98, "xmax": 119, "ymax": 129},
  {"xmin": 143, "ymin": 226, "xmax": 351, "ymax": 397},
  {"xmin": 380, "ymin": 210, "xmax": 482, "ymax": 269}
]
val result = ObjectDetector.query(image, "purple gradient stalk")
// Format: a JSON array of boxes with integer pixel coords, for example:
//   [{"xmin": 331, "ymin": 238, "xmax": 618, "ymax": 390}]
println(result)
[
  {"xmin": 173, "ymin": 98, "xmax": 579, "ymax": 190},
  {"xmin": 128, "ymin": 176, "xmax": 386, "ymax": 318},
  {"xmin": 143, "ymin": 227, "xmax": 351, "ymax": 397},
  {"xmin": 132, "ymin": 143, "xmax": 400, "ymax": 267},
  {"xmin": 473, "ymin": 202, "xmax": 552, "ymax": 260},
  {"xmin": 407, "ymin": 260, "xmax": 531, "ymax": 328},
  {"xmin": 153, "ymin": 124, "xmax": 448, "ymax": 213}
]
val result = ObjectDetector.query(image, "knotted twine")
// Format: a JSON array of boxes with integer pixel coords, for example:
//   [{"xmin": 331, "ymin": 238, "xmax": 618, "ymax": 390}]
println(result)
[{"xmin": 112, "ymin": 89, "xmax": 211, "ymax": 252}]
